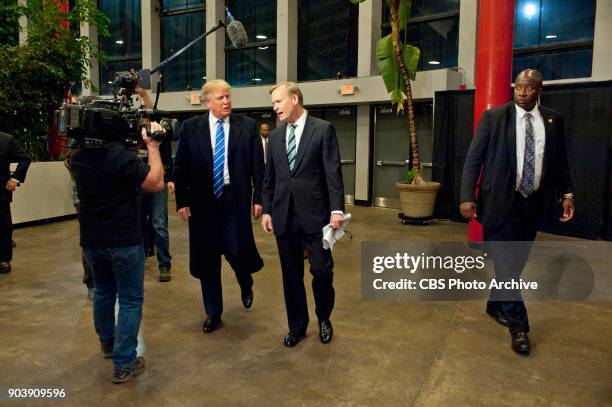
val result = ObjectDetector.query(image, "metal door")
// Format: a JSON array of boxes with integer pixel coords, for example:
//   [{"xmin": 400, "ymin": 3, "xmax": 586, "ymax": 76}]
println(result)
[
  {"xmin": 373, "ymin": 102, "xmax": 434, "ymax": 208},
  {"xmin": 309, "ymin": 107, "xmax": 356, "ymax": 205}
]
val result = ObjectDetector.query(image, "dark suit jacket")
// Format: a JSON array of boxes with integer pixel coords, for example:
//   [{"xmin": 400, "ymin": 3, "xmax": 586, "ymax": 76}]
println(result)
[
  {"xmin": 262, "ymin": 114, "xmax": 344, "ymax": 236},
  {"xmin": 174, "ymin": 113, "xmax": 264, "ymax": 278},
  {"xmin": 0, "ymin": 132, "xmax": 31, "ymax": 204},
  {"xmin": 460, "ymin": 102, "xmax": 573, "ymax": 230}
]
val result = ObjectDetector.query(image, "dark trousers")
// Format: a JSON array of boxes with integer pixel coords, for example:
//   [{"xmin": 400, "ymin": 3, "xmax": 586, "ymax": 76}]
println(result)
[
  {"xmin": 0, "ymin": 201, "xmax": 12, "ymax": 262},
  {"xmin": 200, "ymin": 186, "xmax": 253, "ymax": 318},
  {"xmin": 485, "ymin": 192, "xmax": 540, "ymax": 334},
  {"xmin": 137, "ymin": 187, "xmax": 172, "ymax": 270},
  {"xmin": 275, "ymin": 200, "xmax": 335, "ymax": 334}
]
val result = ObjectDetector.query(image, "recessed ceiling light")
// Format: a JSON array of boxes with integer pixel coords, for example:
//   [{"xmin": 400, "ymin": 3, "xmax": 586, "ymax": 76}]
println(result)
[
  {"xmin": 428, "ymin": 60, "xmax": 441, "ymax": 65},
  {"xmin": 258, "ymin": 46, "xmax": 269, "ymax": 50},
  {"xmin": 524, "ymin": 3, "xmax": 537, "ymax": 18},
  {"xmin": 256, "ymin": 34, "xmax": 267, "ymax": 40},
  {"xmin": 254, "ymin": 78, "xmax": 262, "ymax": 82},
  {"xmin": 115, "ymin": 40, "xmax": 124, "ymax": 44},
  {"xmin": 545, "ymin": 34, "xmax": 557, "ymax": 39}
]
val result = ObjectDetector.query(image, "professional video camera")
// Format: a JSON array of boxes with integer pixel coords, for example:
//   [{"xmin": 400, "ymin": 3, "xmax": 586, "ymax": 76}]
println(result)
[{"xmin": 57, "ymin": 70, "xmax": 178, "ymax": 149}]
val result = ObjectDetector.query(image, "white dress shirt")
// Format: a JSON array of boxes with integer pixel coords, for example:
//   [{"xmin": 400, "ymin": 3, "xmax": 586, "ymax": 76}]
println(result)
[
  {"xmin": 209, "ymin": 113, "xmax": 230, "ymax": 184},
  {"xmin": 515, "ymin": 104, "xmax": 545, "ymax": 191}
]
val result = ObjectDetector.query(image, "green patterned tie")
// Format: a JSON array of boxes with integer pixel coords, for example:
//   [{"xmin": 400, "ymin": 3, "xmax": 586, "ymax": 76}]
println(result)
[{"xmin": 287, "ymin": 124, "xmax": 297, "ymax": 172}]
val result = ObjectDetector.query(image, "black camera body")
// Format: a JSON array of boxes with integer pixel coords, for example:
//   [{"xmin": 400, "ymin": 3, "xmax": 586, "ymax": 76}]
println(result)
[{"xmin": 57, "ymin": 71, "xmax": 178, "ymax": 149}]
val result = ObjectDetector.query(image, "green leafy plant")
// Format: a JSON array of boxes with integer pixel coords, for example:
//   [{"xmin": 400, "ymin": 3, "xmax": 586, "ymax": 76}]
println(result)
[
  {"xmin": 351, "ymin": 0, "xmax": 425, "ymax": 184},
  {"xmin": 0, "ymin": 0, "xmax": 108, "ymax": 160},
  {"xmin": 403, "ymin": 167, "xmax": 418, "ymax": 183}
]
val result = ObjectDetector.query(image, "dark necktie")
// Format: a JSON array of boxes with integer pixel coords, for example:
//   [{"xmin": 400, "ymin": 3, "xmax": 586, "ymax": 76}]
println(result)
[
  {"xmin": 287, "ymin": 124, "xmax": 297, "ymax": 172},
  {"xmin": 518, "ymin": 112, "xmax": 535, "ymax": 197},
  {"xmin": 263, "ymin": 138, "xmax": 268, "ymax": 163}
]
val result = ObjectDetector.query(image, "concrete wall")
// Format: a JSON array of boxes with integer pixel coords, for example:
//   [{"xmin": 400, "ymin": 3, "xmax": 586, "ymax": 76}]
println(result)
[{"xmin": 11, "ymin": 162, "xmax": 75, "ymax": 225}]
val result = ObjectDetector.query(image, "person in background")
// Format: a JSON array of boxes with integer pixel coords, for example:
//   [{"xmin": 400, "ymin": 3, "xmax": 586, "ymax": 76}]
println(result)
[
  {"xmin": 0, "ymin": 131, "xmax": 31, "ymax": 275},
  {"xmin": 135, "ymin": 86, "xmax": 174, "ymax": 282},
  {"xmin": 460, "ymin": 69, "xmax": 575, "ymax": 355}
]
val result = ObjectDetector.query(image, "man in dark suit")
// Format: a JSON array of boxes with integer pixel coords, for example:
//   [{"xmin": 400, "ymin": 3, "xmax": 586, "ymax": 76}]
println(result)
[
  {"xmin": 262, "ymin": 82, "xmax": 345, "ymax": 347},
  {"xmin": 460, "ymin": 69, "xmax": 575, "ymax": 355},
  {"xmin": 174, "ymin": 79, "xmax": 264, "ymax": 333},
  {"xmin": 0, "ymin": 132, "xmax": 31, "ymax": 274}
]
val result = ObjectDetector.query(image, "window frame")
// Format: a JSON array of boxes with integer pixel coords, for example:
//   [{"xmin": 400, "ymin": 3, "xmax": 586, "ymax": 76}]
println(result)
[
  {"xmin": 159, "ymin": 2, "xmax": 206, "ymax": 92},
  {"xmin": 512, "ymin": 0, "xmax": 596, "ymax": 80},
  {"xmin": 224, "ymin": 1, "xmax": 277, "ymax": 87}
]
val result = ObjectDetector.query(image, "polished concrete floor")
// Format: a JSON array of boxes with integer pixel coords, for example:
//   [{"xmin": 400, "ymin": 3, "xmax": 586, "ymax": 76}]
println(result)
[{"xmin": 1, "ymin": 205, "xmax": 611, "ymax": 406}]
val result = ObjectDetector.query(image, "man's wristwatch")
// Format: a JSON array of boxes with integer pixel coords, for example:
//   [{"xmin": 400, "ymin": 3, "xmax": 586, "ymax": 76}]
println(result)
[{"xmin": 563, "ymin": 192, "xmax": 574, "ymax": 200}]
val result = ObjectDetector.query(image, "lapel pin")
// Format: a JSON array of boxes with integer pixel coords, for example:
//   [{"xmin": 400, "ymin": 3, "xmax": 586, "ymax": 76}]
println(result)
[{"xmin": 548, "ymin": 118, "xmax": 553, "ymax": 123}]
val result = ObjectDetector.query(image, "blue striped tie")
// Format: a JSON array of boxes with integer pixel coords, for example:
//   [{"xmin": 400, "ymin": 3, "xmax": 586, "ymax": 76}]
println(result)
[
  {"xmin": 287, "ymin": 124, "xmax": 297, "ymax": 172},
  {"xmin": 213, "ymin": 118, "xmax": 225, "ymax": 198}
]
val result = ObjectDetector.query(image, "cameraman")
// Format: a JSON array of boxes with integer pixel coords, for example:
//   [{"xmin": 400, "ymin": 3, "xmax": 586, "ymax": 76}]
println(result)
[{"xmin": 71, "ymin": 121, "xmax": 164, "ymax": 384}]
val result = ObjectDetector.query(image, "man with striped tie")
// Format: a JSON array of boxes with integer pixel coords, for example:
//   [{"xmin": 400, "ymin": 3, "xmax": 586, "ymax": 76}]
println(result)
[
  {"xmin": 262, "ymin": 82, "xmax": 345, "ymax": 347},
  {"xmin": 174, "ymin": 79, "xmax": 265, "ymax": 333},
  {"xmin": 460, "ymin": 69, "xmax": 575, "ymax": 355}
]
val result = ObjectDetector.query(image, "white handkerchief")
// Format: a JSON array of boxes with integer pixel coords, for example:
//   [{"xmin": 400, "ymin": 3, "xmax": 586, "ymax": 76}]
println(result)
[{"xmin": 322, "ymin": 213, "xmax": 352, "ymax": 250}]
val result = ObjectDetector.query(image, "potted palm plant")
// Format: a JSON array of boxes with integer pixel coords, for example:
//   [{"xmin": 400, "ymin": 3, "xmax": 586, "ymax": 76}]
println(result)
[{"xmin": 351, "ymin": 0, "xmax": 440, "ymax": 219}]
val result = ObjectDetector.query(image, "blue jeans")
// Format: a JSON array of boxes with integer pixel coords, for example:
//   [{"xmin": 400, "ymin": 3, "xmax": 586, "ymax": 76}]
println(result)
[
  {"xmin": 138, "ymin": 186, "xmax": 172, "ymax": 269},
  {"xmin": 84, "ymin": 244, "xmax": 145, "ymax": 370}
]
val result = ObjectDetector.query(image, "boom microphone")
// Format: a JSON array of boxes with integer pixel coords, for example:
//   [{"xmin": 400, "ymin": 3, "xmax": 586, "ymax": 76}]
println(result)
[{"xmin": 225, "ymin": 7, "xmax": 248, "ymax": 48}]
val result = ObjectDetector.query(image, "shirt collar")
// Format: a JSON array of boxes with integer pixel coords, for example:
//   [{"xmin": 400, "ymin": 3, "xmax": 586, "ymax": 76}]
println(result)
[
  {"xmin": 209, "ymin": 112, "xmax": 229, "ymax": 126},
  {"xmin": 289, "ymin": 109, "xmax": 308, "ymax": 130},
  {"xmin": 515, "ymin": 103, "xmax": 539, "ymax": 119}
]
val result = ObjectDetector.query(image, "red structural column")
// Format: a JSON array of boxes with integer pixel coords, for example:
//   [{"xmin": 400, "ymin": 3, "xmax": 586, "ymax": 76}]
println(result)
[
  {"xmin": 48, "ymin": 0, "xmax": 71, "ymax": 158},
  {"xmin": 468, "ymin": 0, "xmax": 515, "ymax": 243}
]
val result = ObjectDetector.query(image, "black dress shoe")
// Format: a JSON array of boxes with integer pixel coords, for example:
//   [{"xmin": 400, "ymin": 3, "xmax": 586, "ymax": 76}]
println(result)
[
  {"xmin": 319, "ymin": 320, "xmax": 333, "ymax": 344},
  {"xmin": 202, "ymin": 316, "xmax": 221, "ymax": 333},
  {"xmin": 487, "ymin": 310, "xmax": 509, "ymax": 327},
  {"xmin": 283, "ymin": 332, "xmax": 306, "ymax": 347},
  {"xmin": 0, "ymin": 262, "xmax": 11, "ymax": 274},
  {"xmin": 511, "ymin": 331, "xmax": 531, "ymax": 355},
  {"xmin": 241, "ymin": 288, "xmax": 253, "ymax": 309}
]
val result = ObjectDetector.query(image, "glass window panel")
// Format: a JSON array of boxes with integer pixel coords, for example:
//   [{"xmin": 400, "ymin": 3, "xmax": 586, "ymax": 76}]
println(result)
[
  {"xmin": 513, "ymin": 0, "xmax": 593, "ymax": 80},
  {"xmin": 411, "ymin": 0, "xmax": 460, "ymax": 17},
  {"xmin": 512, "ymin": 54, "xmax": 538, "ymax": 80},
  {"xmin": 226, "ymin": 46, "xmax": 276, "ymax": 87},
  {"xmin": 254, "ymin": 45, "xmax": 276, "ymax": 85},
  {"xmin": 225, "ymin": 0, "xmax": 276, "ymax": 86},
  {"xmin": 298, "ymin": 0, "xmax": 358, "ymax": 81},
  {"xmin": 162, "ymin": 0, "xmax": 204, "ymax": 11},
  {"xmin": 98, "ymin": 0, "xmax": 141, "ymax": 57},
  {"xmin": 381, "ymin": 5, "xmax": 458, "ymax": 72},
  {"xmin": 539, "ymin": 49, "xmax": 593, "ymax": 80},
  {"xmin": 513, "ymin": 0, "xmax": 540, "ymax": 49},
  {"xmin": 98, "ymin": 0, "xmax": 142, "ymax": 93},
  {"xmin": 419, "ymin": 17, "xmax": 459, "ymax": 71},
  {"xmin": 161, "ymin": 11, "xmax": 206, "ymax": 92},
  {"xmin": 225, "ymin": 0, "xmax": 274, "ymax": 47},
  {"xmin": 540, "ymin": 0, "xmax": 595, "ymax": 45}
]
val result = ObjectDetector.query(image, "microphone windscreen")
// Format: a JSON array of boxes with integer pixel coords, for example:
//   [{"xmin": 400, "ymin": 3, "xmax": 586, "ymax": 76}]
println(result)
[{"xmin": 227, "ymin": 20, "xmax": 248, "ymax": 48}]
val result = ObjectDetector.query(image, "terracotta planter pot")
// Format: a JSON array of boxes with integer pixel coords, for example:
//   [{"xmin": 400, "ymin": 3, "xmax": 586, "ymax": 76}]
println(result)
[{"xmin": 395, "ymin": 181, "xmax": 441, "ymax": 218}]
